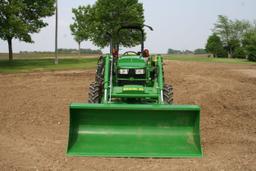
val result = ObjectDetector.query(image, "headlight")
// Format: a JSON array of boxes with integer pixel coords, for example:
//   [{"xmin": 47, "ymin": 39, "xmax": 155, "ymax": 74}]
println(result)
[
  {"xmin": 135, "ymin": 69, "xmax": 145, "ymax": 74},
  {"xmin": 119, "ymin": 69, "xmax": 129, "ymax": 74}
]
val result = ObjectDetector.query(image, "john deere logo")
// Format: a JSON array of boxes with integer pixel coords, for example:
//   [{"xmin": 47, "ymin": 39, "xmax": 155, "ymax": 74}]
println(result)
[{"xmin": 123, "ymin": 87, "xmax": 144, "ymax": 91}]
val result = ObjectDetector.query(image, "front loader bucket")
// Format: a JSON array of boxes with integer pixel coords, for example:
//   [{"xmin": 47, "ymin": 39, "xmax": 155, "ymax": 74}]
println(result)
[{"xmin": 67, "ymin": 104, "xmax": 202, "ymax": 158}]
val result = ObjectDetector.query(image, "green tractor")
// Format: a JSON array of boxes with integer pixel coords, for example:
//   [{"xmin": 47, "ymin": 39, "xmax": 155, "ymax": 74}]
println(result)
[{"xmin": 67, "ymin": 25, "xmax": 202, "ymax": 158}]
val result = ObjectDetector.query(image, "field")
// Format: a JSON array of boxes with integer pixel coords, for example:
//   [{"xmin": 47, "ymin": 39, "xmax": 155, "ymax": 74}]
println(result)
[
  {"xmin": 0, "ymin": 52, "xmax": 99, "ymax": 60},
  {"xmin": 164, "ymin": 54, "xmax": 256, "ymax": 64},
  {"xmin": 0, "ymin": 56, "xmax": 256, "ymax": 170},
  {"xmin": 0, "ymin": 53, "xmax": 98, "ymax": 73},
  {"xmin": 0, "ymin": 53, "xmax": 255, "ymax": 73}
]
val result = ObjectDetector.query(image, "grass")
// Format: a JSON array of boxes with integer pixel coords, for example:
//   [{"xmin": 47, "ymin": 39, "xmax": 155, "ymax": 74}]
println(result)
[
  {"xmin": 0, "ymin": 53, "xmax": 255, "ymax": 74},
  {"xmin": 0, "ymin": 58, "xmax": 97, "ymax": 73},
  {"xmin": 0, "ymin": 52, "xmax": 99, "ymax": 60},
  {"xmin": 164, "ymin": 54, "xmax": 256, "ymax": 65}
]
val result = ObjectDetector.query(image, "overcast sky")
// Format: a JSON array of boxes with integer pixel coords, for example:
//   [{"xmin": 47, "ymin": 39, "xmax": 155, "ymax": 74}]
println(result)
[{"xmin": 0, "ymin": 0, "xmax": 255, "ymax": 53}]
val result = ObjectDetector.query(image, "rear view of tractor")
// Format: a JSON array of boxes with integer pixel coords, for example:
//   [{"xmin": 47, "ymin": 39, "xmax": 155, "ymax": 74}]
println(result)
[{"xmin": 67, "ymin": 25, "xmax": 202, "ymax": 158}]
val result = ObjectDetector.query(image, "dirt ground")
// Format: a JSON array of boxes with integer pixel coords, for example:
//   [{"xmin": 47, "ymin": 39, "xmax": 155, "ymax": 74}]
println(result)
[{"xmin": 0, "ymin": 61, "xmax": 256, "ymax": 171}]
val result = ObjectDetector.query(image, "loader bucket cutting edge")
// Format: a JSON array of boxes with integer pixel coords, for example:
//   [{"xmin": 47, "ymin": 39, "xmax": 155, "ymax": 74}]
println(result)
[{"xmin": 67, "ymin": 103, "xmax": 202, "ymax": 158}]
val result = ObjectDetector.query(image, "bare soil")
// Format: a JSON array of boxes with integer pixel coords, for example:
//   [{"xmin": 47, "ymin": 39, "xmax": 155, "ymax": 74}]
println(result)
[{"xmin": 0, "ymin": 61, "xmax": 256, "ymax": 171}]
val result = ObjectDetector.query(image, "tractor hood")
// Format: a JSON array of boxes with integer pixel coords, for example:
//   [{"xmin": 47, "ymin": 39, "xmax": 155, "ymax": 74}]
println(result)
[{"xmin": 118, "ymin": 55, "xmax": 146, "ymax": 69}]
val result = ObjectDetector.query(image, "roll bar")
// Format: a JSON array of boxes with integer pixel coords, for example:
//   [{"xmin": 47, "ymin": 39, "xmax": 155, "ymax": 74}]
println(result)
[{"xmin": 117, "ymin": 24, "xmax": 153, "ymax": 54}]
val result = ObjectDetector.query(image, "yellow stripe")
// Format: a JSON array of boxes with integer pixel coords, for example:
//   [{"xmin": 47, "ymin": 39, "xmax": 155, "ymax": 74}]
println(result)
[{"xmin": 123, "ymin": 88, "xmax": 144, "ymax": 91}]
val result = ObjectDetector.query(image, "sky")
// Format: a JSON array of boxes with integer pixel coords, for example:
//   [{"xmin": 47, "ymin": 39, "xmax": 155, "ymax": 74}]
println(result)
[{"xmin": 0, "ymin": 0, "xmax": 255, "ymax": 53}]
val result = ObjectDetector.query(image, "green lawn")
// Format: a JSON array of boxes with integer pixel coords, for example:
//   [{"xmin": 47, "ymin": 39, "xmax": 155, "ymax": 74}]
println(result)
[
  {"xmin": 1, "ymin": 54, "xmax": 255, "ymax": 74},
  {"xmin": 0, "ymin": 58, "xmax": 97, "ymax": 73},
  {"xmin": 0, "ymin": 53, "xmax": 99, "ymax": 60},
  {"xmin": 164, "ymin": 54, "xmax": 256, "ymax": 65}
]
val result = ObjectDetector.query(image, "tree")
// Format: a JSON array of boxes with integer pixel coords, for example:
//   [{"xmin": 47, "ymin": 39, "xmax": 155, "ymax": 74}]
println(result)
[
  {"xmin": 0, "ymin": 0, "xmax": 56, "ymax": 61},
  {"xmin": 232, "ymin": 19, "xmax": 251, "ymax": 41},
  {"xmin": 205, "ymin": 33, "xmax": 226, "ymax": 57},
  {"xmin": 70, "ymin": 6, "xmax": 91, "ymax": 56},
  {"xmin": 233, "ymin": 47, "xmax": 246, "ymax": 59},
  {"xmin": 194, "ymin": 48, "xmax": 207, "ymax": 54},
  {"xmin": 213, "ymin": 15, "xmax": 250, "ymax": 58},
  {"xmin": 242, "ymin": 29, "xmax": 256, "ymax": 61},
  {"xmin": 72, "ymin": 0, "xmax": 145, "ymax": 49},
  {"xmin": 167, "ymin": 48, "xmax": 182, "ymax": 54},
  {"xmin": 213, "ymin": 15, "xmax": 233, "ymax": 58}
]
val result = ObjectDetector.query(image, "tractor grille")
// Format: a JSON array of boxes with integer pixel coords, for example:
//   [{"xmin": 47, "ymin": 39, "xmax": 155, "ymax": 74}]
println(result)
[
  {"xmin": 118, "ymin": 69, "xmax": 146, "ymax": 79},
  {"xmin": 118, "ymin": 69, "xmax": 146, "ymax": 86}
]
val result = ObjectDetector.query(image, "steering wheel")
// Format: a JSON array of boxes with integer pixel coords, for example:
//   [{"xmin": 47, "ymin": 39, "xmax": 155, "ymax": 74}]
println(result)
[{"xmin": 123, "ymin": 51, "xmax": 138, "ymax": 56}]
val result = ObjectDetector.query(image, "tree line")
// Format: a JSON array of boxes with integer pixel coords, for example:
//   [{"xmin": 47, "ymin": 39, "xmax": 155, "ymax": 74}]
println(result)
[
  {"xmin": 206, "ymin": 15, "xmax": 256, "ymax": 61},
  {"xmin": 167, "ymin": 48, "xmax": 207, "ymax": 55},
  {"xmin": 58, "ymin": 48, "xmax": 102, "ymax": 54},
  {"xmin": 20, "ymin": 48, "xmax": 102, "ymax": 54},
  {"xmin": 1, "ymin": 1, "xmax": 255, "ymax": 62}
]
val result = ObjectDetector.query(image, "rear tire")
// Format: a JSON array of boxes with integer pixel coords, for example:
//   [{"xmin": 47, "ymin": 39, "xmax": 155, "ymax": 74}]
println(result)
[
  {"xmin": 89, "ymin": 56, "xmax": 104, "ymax": 103},
  {"xmin": 163, "ymin": 84, "xmax": 173, "ymax": 104},
  {"xmin": 88, "ymin": 82, "xmax": 101, "ymax": 103}
]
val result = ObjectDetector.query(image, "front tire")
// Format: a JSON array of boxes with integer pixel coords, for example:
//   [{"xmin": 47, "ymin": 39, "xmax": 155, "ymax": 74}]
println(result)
[
  {"xmin": 88, "ymin": 82, "xmax": 101, "ymax": 103},
  {"xmin": 95, "ymin": 56, "xmax": 104, "ymax": 85},
  {"xmin": 163, "ymin": 84, "xmax": 173, "ymax": 104}
]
